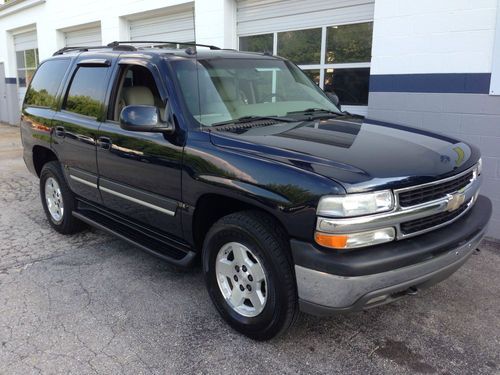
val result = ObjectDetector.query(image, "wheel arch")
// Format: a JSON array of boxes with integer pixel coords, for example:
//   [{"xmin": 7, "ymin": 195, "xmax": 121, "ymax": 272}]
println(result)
[
  {"xmin": 191, "ymin": 193, "xmax": 290, "ymax": 252},
  {"xmin": 32, "ymin": 145, "xmax": 58, "ymax": 177}
]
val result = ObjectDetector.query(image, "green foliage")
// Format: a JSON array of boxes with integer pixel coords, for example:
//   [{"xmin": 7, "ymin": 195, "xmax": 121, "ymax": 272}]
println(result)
[
  {"xmin": 65, "ymin": 95, "xmax": 102, "ymax": 118},
  {"xmin": 325, "ymin": 22, "xmax": 373, "ymax": 63},
  {"xmin": 277, "ymin": 29, "xmax": 322, "ymax": 65},
  {"xmin": 239, "ymin": 34, "xmax": 273, "ymax": 53},
  {"xmin": 24, "ymin": 88, "xmax": 56, "ymax": 108}
]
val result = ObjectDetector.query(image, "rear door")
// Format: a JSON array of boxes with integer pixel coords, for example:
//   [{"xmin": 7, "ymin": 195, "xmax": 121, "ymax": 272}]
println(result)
[
  {"xmin": 96, "ymin": 58, "xmax": 184, "ymax": 237},
  {"xmin": 52, "ymin": 55, "xmax": 115, "ymax": 203}
]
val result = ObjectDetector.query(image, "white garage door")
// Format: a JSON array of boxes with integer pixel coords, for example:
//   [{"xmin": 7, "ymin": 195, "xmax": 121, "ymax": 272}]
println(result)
[
  {"xmin": 237, "ymin": 0, "xmax": 374, "ymax": 35},
  {"xmin": 237, "ymin": 0, "xmax": 375, "ymax": 116},
  {"xmin": 65, "ymin": 26, "xmax": 102, "ymax": 47},
  {"xmin": 14, "ymin": 30, "xmax": 37, "ymax": 51},
  {"xmin": 130, "ymin": 9, "xmax": 195, "ymax": 43},
  {"xmin": 14, "ymin": 30, "xmax": 38, "ymax": 108}
]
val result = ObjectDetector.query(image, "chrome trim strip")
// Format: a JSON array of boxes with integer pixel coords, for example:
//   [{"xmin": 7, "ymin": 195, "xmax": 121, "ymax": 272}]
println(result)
[
  {"xmin": 69, "ymin": 174, "xmax": 97, "ymax": 189},
  {"xmin": 99, "ymin": 186, "xmax": 176, "ymax": 216},
  {"xmin": 317, "ymin": 172, "xmax": 481, "ymax": 240}
]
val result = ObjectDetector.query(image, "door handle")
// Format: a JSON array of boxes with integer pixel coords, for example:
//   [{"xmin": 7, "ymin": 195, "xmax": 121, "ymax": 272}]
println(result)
[
  {"xmin": 54, "ymin": 126, "xmax": 65, "ymax": 138},
  {"xmin": 97, "ymin": 136, "xmax": 112, "ymax": 150}
]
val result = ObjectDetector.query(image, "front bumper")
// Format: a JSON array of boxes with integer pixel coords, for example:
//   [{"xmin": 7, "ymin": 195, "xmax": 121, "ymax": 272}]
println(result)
[{"xmin": 292, "ymin": 195, "xmax": 492, "ymax": 316}]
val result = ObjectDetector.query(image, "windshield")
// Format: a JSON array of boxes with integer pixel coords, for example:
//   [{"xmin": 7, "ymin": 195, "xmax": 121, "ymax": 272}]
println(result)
[{"xmin": 172, "ymin": 57, "xmax": 341, "ymax": 127}]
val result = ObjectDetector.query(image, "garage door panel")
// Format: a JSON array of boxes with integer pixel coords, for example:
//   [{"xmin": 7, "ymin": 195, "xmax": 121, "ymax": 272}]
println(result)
[
  {"xmin": 14, "ymin": 31, "xmax": 37, "ymax": 51},
  {"xmin": 65, "ymin": 27, "xmax": 102, "ymax": 47},
  {"xmin": 130, "ymin": 11, "xmax": 195, "ymax": 42},
  {"xmin": 237, "ymin": 0, "xmax": 375, "ymax": 35}
]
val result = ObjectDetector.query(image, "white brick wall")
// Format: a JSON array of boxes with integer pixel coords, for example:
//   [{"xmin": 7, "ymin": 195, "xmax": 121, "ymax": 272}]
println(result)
[{"xmin": 371, "ymin": 0, "xmax": 498, "ymax": 74}]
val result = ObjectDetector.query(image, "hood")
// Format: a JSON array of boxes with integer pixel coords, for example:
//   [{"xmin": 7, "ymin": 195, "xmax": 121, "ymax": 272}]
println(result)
[{"xmin": 209, "ymin": 117, "xmax": 480, "ymax": 193}]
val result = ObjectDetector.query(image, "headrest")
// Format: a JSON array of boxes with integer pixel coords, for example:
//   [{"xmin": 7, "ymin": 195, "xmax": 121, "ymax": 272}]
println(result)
[
  {"xmin": 122, "ymin": 86, "xmax": 155, "ymax": 106},
  {"xmin": 214, "ymin": 77, "xmax": 238, "ymax": 102}
]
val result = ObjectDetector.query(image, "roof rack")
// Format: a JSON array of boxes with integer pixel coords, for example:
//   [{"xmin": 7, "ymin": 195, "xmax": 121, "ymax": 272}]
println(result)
[
  {"xmin": 52, "ymin": 45, "xmax": 111, "ymax": 56},
  {"xmin": 52, "ymin": 40, "xmax": 221, "ymax": 56},
  {"xmin": 107, "ymin": 41, "xmax": 221, "ymax": 50}
]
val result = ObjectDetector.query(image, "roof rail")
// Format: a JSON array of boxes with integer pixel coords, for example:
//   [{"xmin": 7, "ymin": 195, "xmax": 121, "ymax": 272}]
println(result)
[
  {"xmin": 107, "ymin": 41, "xmax": 221, "ymax": 50},
  {"xmin": 52, "ymin": 45, "xmax": 111, "ymax": 56},
  {"xmin": 52, "ymin": 40, "xmax": 221, "ymax": 56}
]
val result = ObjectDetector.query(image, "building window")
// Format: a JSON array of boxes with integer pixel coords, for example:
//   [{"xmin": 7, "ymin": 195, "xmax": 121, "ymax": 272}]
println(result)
[
  {"xmin": 16, "ymin": 48, "xmax": 39, "ymax": 88},
  {"xmin": 239, "ymin": 34, "xmax": 273, "ymax": 54},
  {"xmin": 277, "ymin": 28, "xmax": 322, "ymax": 65},
  {"xmin": 239, "ymin": 22, "xmax": 373, "ymax": 110}
]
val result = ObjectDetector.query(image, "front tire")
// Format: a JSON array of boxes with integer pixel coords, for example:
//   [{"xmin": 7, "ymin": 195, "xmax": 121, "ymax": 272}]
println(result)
[
  {"xmin": 202, "ymin": 211, "xmax": 298, "ymax": 340},
  {"xmin": 40, "ymin": 161, "xmax": 85, "ymax": 234}
]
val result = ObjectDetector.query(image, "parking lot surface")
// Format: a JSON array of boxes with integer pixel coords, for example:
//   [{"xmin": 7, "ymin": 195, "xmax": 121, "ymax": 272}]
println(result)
[{"xmin": 0, "ymin": 123, "xmax": 499, "ymax": 374}]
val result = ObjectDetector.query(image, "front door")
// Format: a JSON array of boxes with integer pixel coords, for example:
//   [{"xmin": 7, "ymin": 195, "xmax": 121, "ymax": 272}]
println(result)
[
  {"xmin": 97, "ymin": 60, "xmax": 184, "ymax": 238},
  {"xmin": 52, "ymin": 55, "xmax": 115, "ymax": 203}
]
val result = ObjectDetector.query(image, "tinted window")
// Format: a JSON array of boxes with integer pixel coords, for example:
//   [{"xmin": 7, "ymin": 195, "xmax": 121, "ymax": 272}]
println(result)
[
  {"xmin": 64, "ymin": 67, "xmax": 108, "ymax": 118},
  {"xmin": 24, "ymin": 59, "xmax": 70, "ymax": 108}
]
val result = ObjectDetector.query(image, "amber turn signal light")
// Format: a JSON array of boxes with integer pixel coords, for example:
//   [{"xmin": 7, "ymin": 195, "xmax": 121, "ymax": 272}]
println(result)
[{"xmin": 314, "ymin": 232, "xmax": 348, "ymax": 249}]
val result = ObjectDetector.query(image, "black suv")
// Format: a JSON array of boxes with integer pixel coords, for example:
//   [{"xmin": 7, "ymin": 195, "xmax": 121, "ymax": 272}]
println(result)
[{"xmin": 21, "ymin": 42, "xmax": 491, "ymax": 340}]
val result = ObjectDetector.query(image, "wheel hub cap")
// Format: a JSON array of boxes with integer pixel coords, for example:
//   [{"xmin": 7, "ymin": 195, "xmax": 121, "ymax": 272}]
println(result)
[
  {"xmin": 45, "ymin": 177, "xmax": 64, "ymax": 223},
  {"xmin": 215, "ymin": 242, "xmax": 268, "ymax": 317}
]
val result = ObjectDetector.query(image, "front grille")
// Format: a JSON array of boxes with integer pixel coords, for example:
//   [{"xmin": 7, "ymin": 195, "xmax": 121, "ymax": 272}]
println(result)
[
  {"xmin": 398, "ymin": 171, "xmax": 473, "ymax": 207},
  {"xmin": 400, "ymin": 200, "xmax": 470, "ymax": 235}
]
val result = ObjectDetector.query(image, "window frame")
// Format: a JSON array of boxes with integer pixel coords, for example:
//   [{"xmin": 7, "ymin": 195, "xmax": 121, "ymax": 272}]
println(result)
[
  {"xmin": 238, "ymin": 20, "xmax": 373, "ymax": 115},
  {"xmin": 105, "ymin": 60, "xmax": 168, "ymax": 124}
]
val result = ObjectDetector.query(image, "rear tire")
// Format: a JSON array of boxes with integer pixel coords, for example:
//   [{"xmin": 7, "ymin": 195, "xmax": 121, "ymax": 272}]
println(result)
[
  {"xmin": 202, "ymin": 211, "xmax": 298, "ymax": 340},
  {"xmin": 40, "ymin": 161, "xmax": 85, "ymax": 234}
]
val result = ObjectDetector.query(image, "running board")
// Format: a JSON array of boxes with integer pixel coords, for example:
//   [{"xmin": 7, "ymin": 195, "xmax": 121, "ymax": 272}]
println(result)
[{"xmin": 72, "ymin": 210, "xmax": 197, "ymax": 268}]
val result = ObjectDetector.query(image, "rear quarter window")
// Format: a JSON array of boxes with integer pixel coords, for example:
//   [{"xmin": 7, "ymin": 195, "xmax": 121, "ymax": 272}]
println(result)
[{"xmin": 24, "ymin": 59, "xmax": 71, "ymax": 108}]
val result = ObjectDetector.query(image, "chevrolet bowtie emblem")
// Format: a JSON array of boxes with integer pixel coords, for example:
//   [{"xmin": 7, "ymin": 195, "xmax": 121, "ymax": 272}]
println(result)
[{"xmin": 446, "ymin": 192, "xmax": 466, "ymax": 212}]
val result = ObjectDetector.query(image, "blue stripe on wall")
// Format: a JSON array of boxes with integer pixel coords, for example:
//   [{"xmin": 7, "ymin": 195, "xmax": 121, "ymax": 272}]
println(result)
[
  {"xmin": 5, "ymin": 77, "xmax": 16, "ymax": 84},
  {"xmin": 369, "ymin": 73, "xmax": 491, "ymax": 94}
]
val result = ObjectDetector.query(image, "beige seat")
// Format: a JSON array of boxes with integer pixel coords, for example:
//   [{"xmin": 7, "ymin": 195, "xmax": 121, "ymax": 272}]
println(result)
[
  {"xmin": 123, "ymin": 86, "xmax": 155, "ymax": 106},
  {"xmin": 117, "ymin": 86, "xmax": 164, "ymax": 120}
]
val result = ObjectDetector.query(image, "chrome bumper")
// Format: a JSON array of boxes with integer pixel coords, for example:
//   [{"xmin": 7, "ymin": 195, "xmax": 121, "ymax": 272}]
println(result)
[{"xmin": 296, "ymin": 224, "xmax": 487, "ymax": 315}]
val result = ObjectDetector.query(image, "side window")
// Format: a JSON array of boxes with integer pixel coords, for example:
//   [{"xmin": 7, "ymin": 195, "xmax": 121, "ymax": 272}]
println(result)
[
  {"xmin": 109, "ymin": 65, "xmax": 163, "ymax": 122},
  {"xmin": 64, "ymin": 66, "xmax": 108, "ymax": 118},
  {"xmin": 24, "ymin": 59, "xmax": 70, "ymax": 108}
]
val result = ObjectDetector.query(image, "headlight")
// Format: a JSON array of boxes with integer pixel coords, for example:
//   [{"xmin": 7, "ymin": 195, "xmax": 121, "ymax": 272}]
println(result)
[{"xmin": 317, "ymin": 190, "xmax": 394, "ymax": 217}]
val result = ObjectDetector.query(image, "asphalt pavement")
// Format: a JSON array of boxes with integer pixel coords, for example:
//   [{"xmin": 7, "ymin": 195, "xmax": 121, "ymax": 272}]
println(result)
[{"xmin": 0, "ymin": 123, "xmax": 499, "ymax": 374}]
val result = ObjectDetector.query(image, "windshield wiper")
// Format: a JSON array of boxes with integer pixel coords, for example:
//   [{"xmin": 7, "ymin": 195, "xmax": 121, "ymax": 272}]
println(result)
[
  {"xmin": 211, "ymin": 115, "xmax": 297, "ymax": 127},
  {"xmin": 287, "ymin": 108, "xmax": 343, "ymax": 116}
]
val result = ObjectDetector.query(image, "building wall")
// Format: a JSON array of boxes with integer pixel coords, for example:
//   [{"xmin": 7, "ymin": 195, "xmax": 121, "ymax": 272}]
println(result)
[
  {"xmin": 368, "ymin": 0, "xmax": 500, "ymax": 239},
  {"xmin": 0, "ymin": 0, "xmax": 236, "ymax": 123}
]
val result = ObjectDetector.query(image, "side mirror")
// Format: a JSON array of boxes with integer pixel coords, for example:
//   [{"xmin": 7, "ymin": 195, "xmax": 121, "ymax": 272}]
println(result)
[
  {"xmin": 119, "ymin": 105, "xmax": 174, "ymax": 133},
  {"xmin": 325, "ymin": 91, "xmax": 341, "ymax": 109}
]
